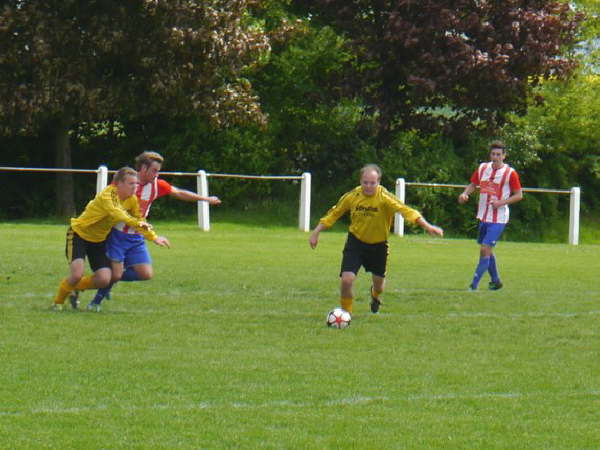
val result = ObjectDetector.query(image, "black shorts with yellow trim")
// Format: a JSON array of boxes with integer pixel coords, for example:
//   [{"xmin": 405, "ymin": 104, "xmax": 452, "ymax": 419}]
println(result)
[
  {"xmin": 65, "ymin": 227, "xmax": 110, "ymax": 272},
  {"xmin": 340, "ymin": 232, "xmax": 389, "ymax": 278}
]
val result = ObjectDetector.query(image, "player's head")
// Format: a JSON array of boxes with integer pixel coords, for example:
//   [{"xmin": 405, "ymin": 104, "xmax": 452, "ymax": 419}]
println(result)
[
  {"xmin": 135, "ymin": 151, "xmax": 164, "ymax": 184},
  {"xmin": 489, "ymin": 140, "xmax": 506, "ymax": 164},
  {"xmin": 360, "ymin": 164, "xmax": 381, "ymax": 196},
  {"xmin": 113, "ymin": 166, "xmax": 138, "ymax": 200}
]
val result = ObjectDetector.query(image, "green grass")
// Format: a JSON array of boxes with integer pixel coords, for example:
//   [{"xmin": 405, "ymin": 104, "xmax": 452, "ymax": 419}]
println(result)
[{"xmin": 0, "ymin": 220, "xmax": 599, "ymax": 448}]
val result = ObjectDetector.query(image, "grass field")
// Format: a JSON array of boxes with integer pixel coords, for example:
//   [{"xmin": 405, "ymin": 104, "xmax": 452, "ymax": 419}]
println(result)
[{"xmin": 1, "ymin": 221, "xmax": 599, "ymax": 448}]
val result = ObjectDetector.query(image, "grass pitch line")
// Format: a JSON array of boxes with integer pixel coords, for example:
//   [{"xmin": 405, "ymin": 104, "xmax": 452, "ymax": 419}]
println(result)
[{"xmin": 3, "ymin": 390, "xmax": 599, "ymax": 417}]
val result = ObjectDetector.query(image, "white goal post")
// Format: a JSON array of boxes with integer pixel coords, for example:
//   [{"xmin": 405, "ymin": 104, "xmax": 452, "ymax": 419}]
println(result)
[{"xmin": 393, "ymin": 178, "xmax": 581, "ymax": 245}]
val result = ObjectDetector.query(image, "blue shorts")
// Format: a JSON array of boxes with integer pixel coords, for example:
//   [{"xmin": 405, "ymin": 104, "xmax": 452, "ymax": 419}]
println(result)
[
  {"xmin": 477, "ymin": 222, "xmax": 506, "ymax": 247},
  {"xmin": 106, "ymin": 229, "xmax": 151, "ymax": 267}
]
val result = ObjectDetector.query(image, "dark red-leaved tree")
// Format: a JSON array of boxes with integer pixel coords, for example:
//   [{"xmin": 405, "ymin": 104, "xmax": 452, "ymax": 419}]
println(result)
[
  {"xmin": 0, "ymin": 0, "xmax": 270, "ymax": 216},
  {"xmin": 293, "ymin": 0, "xmax": 583, "ymax": 138}
]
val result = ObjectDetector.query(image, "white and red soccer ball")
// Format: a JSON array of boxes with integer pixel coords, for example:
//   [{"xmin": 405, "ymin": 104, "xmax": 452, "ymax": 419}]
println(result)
[{"xmin": 326, "ymin": 308, "xmax": 351, "ymax": 329}]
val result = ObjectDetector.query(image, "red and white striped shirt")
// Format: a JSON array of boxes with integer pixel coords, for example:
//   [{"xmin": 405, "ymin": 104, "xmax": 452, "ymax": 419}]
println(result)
[
  {"xmin": 114, "ymin": 178, "xmax": 173, "ymax": 234},
  {"xmin": 471, "ymin": 162, "xmax": 521, "ymax": 224}
]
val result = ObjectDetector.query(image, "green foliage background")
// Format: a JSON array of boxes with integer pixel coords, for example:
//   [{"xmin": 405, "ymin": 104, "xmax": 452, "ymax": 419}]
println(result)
[{"xmin": 0, "ymin": 1, "xmax": 598, "ymax": 242}]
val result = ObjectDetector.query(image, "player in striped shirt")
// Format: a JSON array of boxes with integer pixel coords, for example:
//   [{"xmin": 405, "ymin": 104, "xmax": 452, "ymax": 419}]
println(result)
[
  {"xmin": 458, "ymin": 141, "xmax": 523, "ymax": 291},
  {"xmin": 85, "ymin": 151, "xmax": 221, "ymax": 310},
  {"xmin": 309, "ymin": 164, "xmax": 444, "ymax": 314}
]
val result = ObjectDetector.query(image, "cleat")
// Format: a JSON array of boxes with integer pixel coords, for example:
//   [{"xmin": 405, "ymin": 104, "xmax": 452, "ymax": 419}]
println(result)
[
  {"xmin": 69, "ymin": 290, "xmax": 80, "ymax": 309},
  {"xmin": 369, "ymin": 286, "xmax": 382, "ymax": 313},
  {"xmin": 468, "ymin": 284, "xmax": 477, "ymax": 292},
  {"xmin": 86, "ymin": 301, "xmax": 101, "ymax": 312},
  {"xmin": 488, "ymin": 281, "xmax": 503, "ymax": 291},
  {"xmin": 51, "ymin": 303, "xmax": 64, "ymax": 311}
]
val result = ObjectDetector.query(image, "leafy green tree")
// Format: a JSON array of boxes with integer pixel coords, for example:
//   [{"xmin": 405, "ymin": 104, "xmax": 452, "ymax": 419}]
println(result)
[
  {"xmin": 0, "ymin": 0, "xmax": 269, "ymax": 215},
  {"xmin": 573, "ymin": 0, "xmax": 600, "ymax": 71},
  {"xmin": 501, "ymin": 73, "xmax": 600, "ymax": 209},
  {"xmin": 293, "ymin": 0, "xmax": 583, "ymax": 138}
]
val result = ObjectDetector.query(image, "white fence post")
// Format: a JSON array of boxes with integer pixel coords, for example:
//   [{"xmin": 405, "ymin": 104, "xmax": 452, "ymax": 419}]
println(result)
[
  {"xmin": 197, "ymin": 170, "xmax": 210, "ymax": 231},
  {"xmin": 96, "ymin": 165, "xmax": 108, "ymax": 194},
  {"xmin": 569, "ymin": 187, "xmax": 580, "ymax": 245},
  {"xmin": 299, "ymin": 172, "xmax": 311, "ymax": 232},
  {"xmin": 394, "ymin": 178, "xmax": 406, "ymax": 236}
]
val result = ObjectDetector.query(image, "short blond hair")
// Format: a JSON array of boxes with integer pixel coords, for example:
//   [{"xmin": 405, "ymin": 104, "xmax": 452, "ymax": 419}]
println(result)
[
  {"xmin": 113, "ymin": 166, "xmax": 137, "ymax": 183},
  {"xmin": 135, "ymin": 151, "xmax": 164, "ymax": 170}
]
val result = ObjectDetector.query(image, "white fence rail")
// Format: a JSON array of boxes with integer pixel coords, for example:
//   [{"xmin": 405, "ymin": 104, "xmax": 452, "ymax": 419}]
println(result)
[
  {"xmin": 0, "ymin": 166, "xmax": 312, "ymax": 232},
  {"xmin": 394, "ymin": 178, "xmax": 581, "ymax": 245},
  {"xmin": 0, "ymin": 166, "xmax": 581, "ymax": 243}
]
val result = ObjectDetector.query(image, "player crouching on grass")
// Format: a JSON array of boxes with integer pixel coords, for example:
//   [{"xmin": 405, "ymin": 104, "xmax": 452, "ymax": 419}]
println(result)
[
  {"xmin": 52, "ymin": 167, "xmax": 169, "ymax": 311},
  {"xmin": 309, "ymin": 164, "xmax": 444, "ymax": 314}
]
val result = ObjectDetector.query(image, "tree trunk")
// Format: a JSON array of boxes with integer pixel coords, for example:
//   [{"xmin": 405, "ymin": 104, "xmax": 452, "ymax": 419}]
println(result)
[{"xmin": 54, "ymin": 109, "xmax": 76, "ymax": 217}]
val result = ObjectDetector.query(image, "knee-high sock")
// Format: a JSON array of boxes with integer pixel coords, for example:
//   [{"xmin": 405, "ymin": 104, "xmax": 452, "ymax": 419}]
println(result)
[
  {"xmin": 93, "ymin": 281, "xmax": 115, "ymax": 305},
  {"xmin": 488, "ymin": 254, "xmax": 500, "ymax": 283},
  {"xmin": 53, "ymin": 275, "xmax": 95, "ymax": 304},
  {"xmin": 53, "ymin": 278, "xmax": 72, "ymax": 304},
  {"xmin": 341, "ymin": 297, "xmax": 353, "ymax": 314},
  {"xmin": 371, "ymin": 286, "xmax": 382, "ymax": 300},
  {"xmin": 92, "ymin": 268, "xmax": 141, "ymax": 304},
  {"xmin": 121, "ymin": 267, "xmax": 140, "ymax": 282},
  {"xmin": 74, "ymin": 275, "xmax": 95, "ymax": 291},
  {"xmin": 471, "ymin": 257, "xmax": 490, "ymax": 289}
]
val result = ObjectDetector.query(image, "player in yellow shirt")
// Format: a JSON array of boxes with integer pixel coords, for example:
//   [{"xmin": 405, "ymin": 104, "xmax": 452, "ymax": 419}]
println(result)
[
  {"xmin": 309, "ymin": 164, "xmax": 444, "ymax": 314},
  {"xmin": 52, "ymin": 167, "xmax": 168, "ymax": 310}
]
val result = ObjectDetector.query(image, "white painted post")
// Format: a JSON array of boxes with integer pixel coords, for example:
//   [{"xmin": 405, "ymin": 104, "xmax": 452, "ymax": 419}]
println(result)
[
  {"xmin": 568, "ymin": 187, "xmax": 580, "ymax": 245},
  {"xmin": 197, "ymin": 170, "xmax": 210, "ymax": 231},
  {"xmin": 394, "ymin": 178, "xmax": 406, "ymax": 236},
  {"xmin": 299, "ymin": 172, "xmax": 311, "ymax": 232},
  {"xmin": 96, "ymin": 165, "xmax": 108, "ymax": 194}
]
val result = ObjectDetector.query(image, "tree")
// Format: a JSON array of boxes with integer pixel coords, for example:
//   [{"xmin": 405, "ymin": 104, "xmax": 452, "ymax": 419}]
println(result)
[
  {"xmin": 572, "ymin": 0, "xmax": 600, "ymax": 72},
  {"xmin": 501, "ymin": 73, "xmax": 600, "ymax": 212},
  {"xmin": 0, "ymin": 0, "xmax": 269, "ymax": 215},
  {"xmin": 292, "ymin": 0, "xmax": 583, "ymax": 138}
]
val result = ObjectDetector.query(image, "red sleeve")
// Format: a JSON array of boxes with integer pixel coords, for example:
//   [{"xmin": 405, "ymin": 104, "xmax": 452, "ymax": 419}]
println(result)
[
  {"xmin": 470, "ymin": 168, "xmax": 480, "ymax": 185},
  {"xmin": 157, "ymin": 178, "xmax": 173, "ymax": 198},
  {"xmin": 509, "ymin": 170, "xmax": 521, "ymax": 191}
]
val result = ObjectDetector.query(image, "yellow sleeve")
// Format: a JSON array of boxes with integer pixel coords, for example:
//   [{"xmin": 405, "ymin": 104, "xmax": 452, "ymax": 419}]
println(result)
[
  {"xmin": 381, "ymin": 188, "xmax": 422, "ymax": 225},
  {"xmin": 99, "ymin": 187, "xmax": 145, "ymax": 229},
  {"xmin": 137, "ymin": 227, "xmax": 158, "ymax": 242},
  {"xmin": 319, "ymin": 189, "xmax": 355, "ymax": 228}
]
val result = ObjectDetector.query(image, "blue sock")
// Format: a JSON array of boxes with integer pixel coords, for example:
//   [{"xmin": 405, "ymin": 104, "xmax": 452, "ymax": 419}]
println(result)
[
  {"xmin": 121, "ymin": 267, "xmax": 140, "ymax": 282},
  {"xmin": 92, "ymin": 283, "xmax": 114, "ymax": 305},
  {"xmin": 488, "ymin": 254, "xmax": 500, "ymax": 283},
  {"xmin": 471, "ymin": 257, "xmax": 490, "ymax": 289}
]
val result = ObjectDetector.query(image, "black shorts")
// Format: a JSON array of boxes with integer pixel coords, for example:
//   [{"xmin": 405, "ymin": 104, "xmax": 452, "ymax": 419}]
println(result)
[
  {"xmin": 65, "ymin": 227, "xmax": 110, "ymax": 272},
  {"xmin": 340, "ymin": 233, "xmax": 389, "ymax": 278}
]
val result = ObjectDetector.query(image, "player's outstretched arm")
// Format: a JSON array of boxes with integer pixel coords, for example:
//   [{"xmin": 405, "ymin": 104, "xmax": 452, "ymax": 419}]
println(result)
[
  {"xmin": 170, "ymin": 187, "xmax": 222, "ymax": 205},
  {"xmin": 416, "ymin": 217, "xmax": 444, "ymax": 237},
  {"xmin": 154, "ymin": 236, "xmax": 171, "ymax": 248}
]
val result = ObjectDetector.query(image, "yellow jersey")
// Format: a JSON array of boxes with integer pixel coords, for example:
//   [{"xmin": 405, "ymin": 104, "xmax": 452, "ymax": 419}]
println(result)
[
  {"xmin": 319, "ymin": 185, "xmax": 422, "ymax": 244},
  {"xmin": 70, "ymin": 185, "xmax": 157, "ymax": 243}
]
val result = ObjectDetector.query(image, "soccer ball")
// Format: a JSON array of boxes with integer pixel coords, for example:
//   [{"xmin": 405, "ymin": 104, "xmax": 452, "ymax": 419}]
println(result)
[{"xmin": 326, "ymin": 308, "xmax": 351, "ymax": 329}]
